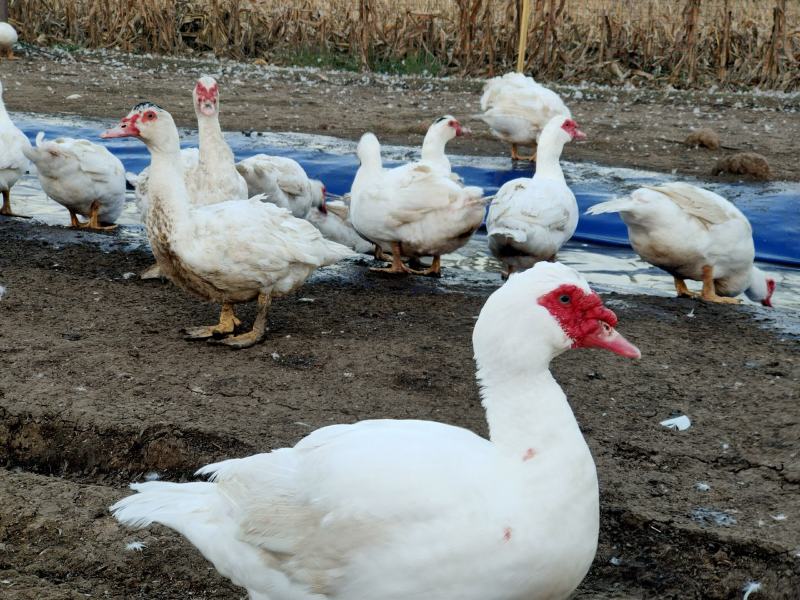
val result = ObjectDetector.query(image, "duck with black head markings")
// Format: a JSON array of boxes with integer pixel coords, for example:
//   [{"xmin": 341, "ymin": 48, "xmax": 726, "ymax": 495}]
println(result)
[
  {"xmin": 111, "ymin": 261, "xmax": 639, "ymax": 600},
  {"xmin": 102, "ymin": 103, "xmax": 354, "ymax": 349}
]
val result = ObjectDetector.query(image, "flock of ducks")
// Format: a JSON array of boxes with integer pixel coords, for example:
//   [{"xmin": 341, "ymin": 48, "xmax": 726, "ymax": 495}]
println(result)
[{"xmin": 0, "ymin": 34, "xmax": 781, "ymax": 599}]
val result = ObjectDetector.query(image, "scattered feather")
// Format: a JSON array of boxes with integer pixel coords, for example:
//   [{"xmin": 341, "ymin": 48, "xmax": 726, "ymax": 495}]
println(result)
[
  {"xmin": 771, "ymin": 513, "xmax": 787, "ymax": 521},
  {"xmin": 695, "ymin": 482, "xmax": 710, "ymax": 492},
  {"xmin": 686, "ymin": 308, "xmax": 695, "ymax": 318},
  {"xmin": 660, "ymin": 415, "xmax": 691, "ymax": 431},
  {"xmin": 742, "ymin": 581, "xmax": 761, "ymax": 599},
  {"xmin": 125, "ymin": 541, "xmax": 146, "ymax": 552},
  {"xmin": 0, "ymin": 285, "xmax": 5, "ymax": 300},
  {"xmin": 143, "ymin": 471, "xmax": 160, "ymax": 482}
]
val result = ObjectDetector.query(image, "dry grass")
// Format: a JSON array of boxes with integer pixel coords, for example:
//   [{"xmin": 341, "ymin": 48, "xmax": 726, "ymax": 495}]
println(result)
[{"xmin": 9, "ymin": 0, "xmax": 800, "ymax": 89}]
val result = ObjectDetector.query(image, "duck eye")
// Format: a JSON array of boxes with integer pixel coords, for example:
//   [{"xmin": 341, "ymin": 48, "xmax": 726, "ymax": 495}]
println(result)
[{"xmin": 559, "ymin": 294, "xmax": 570, "ymax": 304}]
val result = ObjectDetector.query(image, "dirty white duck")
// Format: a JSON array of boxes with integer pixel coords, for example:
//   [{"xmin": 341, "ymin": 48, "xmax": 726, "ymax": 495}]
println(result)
[
  {"xmin": 304, "ymin": 193, "xmax": 375, "ymax": 254},
  {"xmin": 23, "ymin": 132, "xmax": 125, "ymax": 230},
  {"xmin": 102, "ymin": 103, "xmax": 354, "ymax": 348},
  {"xmin": 0, "ymin": 22, "xmax": 18, "ymax": 60},
  {"xmin": 487, "ymin": 117, "xmax": 585, "ymax": 276},
  {"xmin": 130, "ymin": 76, "xmax": 248, "ymax": 219},
  {"xmin": 419, "ymin": 114, "xmax": 467, "ymax": 178},
  {"xmin": 478, "ymin": 72, "xmax": 570, "ymax": 161},
  {"xmin": 586, "ymin": 182, "xmax": 776, "ymax": 306},
  {"xmin": 111, "ymin": 261, "xmax": 641, "ymax": 600},
  {"xmin": 0, "ymin": 79, "xmax": 31, "ymax": 217},
  {"xmin": 131, "ymin": 76, "xmax": 249, "ymax": 278},
  {"xmin": 236, "ymin": 155, "xmax": 324, "ymax": 218},
  {"xmin": 350, "ymin": 132, "xmax": 486, "ymax": 276}
]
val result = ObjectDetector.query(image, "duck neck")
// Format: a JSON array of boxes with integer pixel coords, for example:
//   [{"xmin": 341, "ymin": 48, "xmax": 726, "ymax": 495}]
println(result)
[
  {"xmin": 0, "ymin": 98, "xmax": 9, "ymax": 123},
  {"xmin": 197, "ymin": 113, "xmax": 234, "ymax": 170},
  {"xmin": 533, "ymin": 134, "xmax": 567, "ymax": 182},
  {"xmin": 421, "ymin": 130, "xmax": 451, "ymax": 171},
  {"xmin": 147, "ymin": 143, "xmax": 191, "ymax": 235},
  {"xmin": 478, "ymin": 361, "xmax": 588, "ymax": 462}
]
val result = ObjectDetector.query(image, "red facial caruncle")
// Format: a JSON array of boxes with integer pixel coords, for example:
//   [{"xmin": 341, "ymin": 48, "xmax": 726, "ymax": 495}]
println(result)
[
  {"xmin": 763, "ymin": 278, "xmax": 776, "ymax": 307},
  {"xmin": 195, "ymin": 81, "xmax": 219, "ymax": 116},
  {"xmin": 320, "ymin": 185, "xmax": 328, "ymax": 214},
  {"xmin": 561, "ymin": 119, "xmax": 586, "ymax": 141},
  {"xmin": 538, "ymin": 284, "xmax": 640, "ymax": 358},
  {"xmin": 448, "ymin": 119, "xmax": 464, "ymax": 137}
]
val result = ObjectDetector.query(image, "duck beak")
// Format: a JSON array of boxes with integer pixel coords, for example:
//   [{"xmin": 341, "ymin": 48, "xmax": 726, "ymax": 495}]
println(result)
[
  {"xmin": 573, "ymin": 129, "xmax": 587, "ymax": 141},
  {"xmin": 580, "ymin": 321, "xmax": 640, "ymax": 359},
  {"xmin": 101, "ymin": 122, "xmax": 138, "ymax": 139}
]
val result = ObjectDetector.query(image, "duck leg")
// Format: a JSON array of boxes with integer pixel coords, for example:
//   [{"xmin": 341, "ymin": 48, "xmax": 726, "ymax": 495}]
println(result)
[
  {"xmin": 212, "ymin": 293, "xmax": 271, "ymax": 349},
  {"xmin": 701, "ymin": 265, "xmax": 741, "ymax": 304},
  {"xmin": 501, "ymin": 263, "xmax": 515, "ymax": 280},
  {"xmin": 419, "ymin": 255, "xmax": 442, "ymax": 277},
  {"xmin": 184, "ymin": 303, "xmax": 241, "ymax": 339},
  {"xmin": 3, "ymin": 48, "xmax": 18, "ymax": 60},
  {"xmin": 374, "ymin": 245, "xmax": 391, "ymax": 263},
  {"xmin": 511, "ymin": 144, "xmax": 522, "ymax": 161},
  {"xmin": 0, "ymin": 190, "xmax": 28, "ymax": 218},
  {"xmin": 140, "ymin": 263, "xmax": 164, "ymax": 280},
  {"xmin": 370, "ymin": 242, "xmax": 417, "ymax": 274},
  {"xmin": 83, "ymin": 200, "xmax": 118, "ymax": 231},
  {"xmin": 674, "ymin": 277, "xmax": 699, "ymax": 298}
]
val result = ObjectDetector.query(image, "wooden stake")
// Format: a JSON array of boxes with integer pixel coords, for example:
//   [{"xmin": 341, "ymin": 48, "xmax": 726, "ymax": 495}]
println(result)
[{"xmin": 516, "ymin": 0, "xmax": 531, "ymax": 73}]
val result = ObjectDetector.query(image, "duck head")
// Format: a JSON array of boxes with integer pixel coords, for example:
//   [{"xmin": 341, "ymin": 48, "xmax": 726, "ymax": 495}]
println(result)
[
  {"xmin": 474, "ymin": 262, "xmax": 639, "ymax": 376},
  {"xmin": 745, "ymin": 267, "xmax": 776, "ymax": 308},
  {"xmin": 101, "ymin": 103, "xmax": 179, "ymax": 153},
  {"xmin": 429, "ymin": 115, "xmax": 468, "ymax": 141},
  {"xmin": 193, "ymin": 76, "xmax": 220, "ymax": 118}
]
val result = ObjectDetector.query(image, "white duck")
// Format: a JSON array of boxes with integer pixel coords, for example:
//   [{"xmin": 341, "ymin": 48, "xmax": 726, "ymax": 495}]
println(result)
[
  {"xmin": 0, "ymin": 79, "xmax": 30, "ymax": 217},
  {"xmin": 102, "ymin": 103, "xmax": 354, "ymax": 348},
  {"xmin": 23, "ymin": 132, "xmax": 125, "ymax": 230},
  {"xmin": 131, "ymin": 76, "xmax": 248, "ymax": 219},
  {"xmin": 304, "ymin": 194, "xmax": 375, "ymax": 255},
  {"xmin": 112, "ymin": 261, "xmax": 641, "ymax": 600},
  {"xmin": 350, "ymin": 133, "xmax": 486, "ymax": 276},
  {"xmin": 236, "ymin": 155, "xmax": 324, "ymax": 218},
  {"xmin": 586, "ymin": 182, "xmax": 776, "ymax": 306},
  {"xmin": 478, "ymin": 72, "xmax": 571, "ymax": 161},
  {"xmin": 487, "ymin": 117, "xmax": 585, "ymax": 276},
  {"xmin": 0, "ymin": 22, "xmax": 18, "ymax": 60},
  {"xmin": 419, "ymin": 114, "xmax": 467, "ymax": 177}
]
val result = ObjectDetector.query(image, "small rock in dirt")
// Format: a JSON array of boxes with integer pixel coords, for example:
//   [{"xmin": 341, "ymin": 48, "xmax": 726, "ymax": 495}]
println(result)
[
  {"xmin": 660, "ymin": 415, "xmax": 691, "ymax": 431},
  {"xmin": 62, "ymin": 332, "xmax": 82, "ymax": 341},
  {"xmin": 685, "ymin": 127, "xmax": 720, "ymax": 150}
]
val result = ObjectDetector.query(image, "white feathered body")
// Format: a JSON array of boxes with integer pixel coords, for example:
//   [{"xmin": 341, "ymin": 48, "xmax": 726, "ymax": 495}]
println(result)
[
  {"xmin": 586, "ymin": 183, "xmax": 756, "ymax": 296},
  {"xmin": 305, "ymin": 197, "xmax": 375, "ymax": 254},
  {"xmin": 236, "ymin": 155, "xmax": 324, "ymax": 219},
  {"xmin": 0, "ymin": 92, "xmax": 30, "ymax": 193},
  {"xmin": 113, "ymin": 418, "xmax": 597, "ymax": 600},
  {"xmin": 0, "ymin": 23, "xmax": 17, "ymax": 51},
  {"xmin": 351, "ymin": 160, "xmax": 486, "ymax": 258},
  {"xmin": 479, "ymin": 73, "xmax": 570, "ymax": 145},
  {"xmin": 145, "ymin": 151, "xmax": 353, "ymax": 304},
  {"xmin": 487, "ymin": 177, "xmax": 578, "ymax": 270},
  {"xmin": 23, "ymin": 133, "xmax": 125, "ymax": 222}
]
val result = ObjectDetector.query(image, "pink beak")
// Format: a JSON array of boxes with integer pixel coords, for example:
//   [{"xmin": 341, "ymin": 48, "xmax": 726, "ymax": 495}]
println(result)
[
  {"xmin": 572, "ymin": 129, "xmax": 587, "ymax": 141},
  {"xmin": 101, "ymin": 123, "xmax": 137, "ymax": 139},
  {"xmin": 579, "ymin": 321, "xmax": 640, "ymax": 359}
]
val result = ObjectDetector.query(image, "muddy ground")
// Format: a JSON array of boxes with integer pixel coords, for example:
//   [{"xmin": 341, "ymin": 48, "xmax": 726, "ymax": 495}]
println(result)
[
  {"xmin": 1, "ymin": 46, "xmax": 799, "ymax": 181},
  {"xmin": 0, "ymin": 219, "xmax": 798, "ymax": 599},
  {"xmin": 1, "ymin": 46, "xmax": 799, "ymax": 599}
]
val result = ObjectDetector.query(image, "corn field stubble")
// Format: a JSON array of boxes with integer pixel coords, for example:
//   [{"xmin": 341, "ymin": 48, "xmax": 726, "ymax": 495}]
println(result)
[{"xmin": 8, "ymin": 0, "xmax": 800, "ymax": 89}]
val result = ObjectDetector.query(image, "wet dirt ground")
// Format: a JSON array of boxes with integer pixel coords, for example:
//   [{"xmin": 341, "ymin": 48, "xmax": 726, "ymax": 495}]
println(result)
[
  {"xmin": 1, "ymin": 46, "xmax": 799, "ymax": 182},
  {"xmin": 0, "ymin": 219, "xmax": 798, "ymax": 599}
]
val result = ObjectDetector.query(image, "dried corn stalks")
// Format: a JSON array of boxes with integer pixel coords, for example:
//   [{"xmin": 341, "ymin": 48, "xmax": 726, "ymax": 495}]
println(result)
[{"xmin": 8, "ymin": 0, "xmax": 800, "ymax": 90}]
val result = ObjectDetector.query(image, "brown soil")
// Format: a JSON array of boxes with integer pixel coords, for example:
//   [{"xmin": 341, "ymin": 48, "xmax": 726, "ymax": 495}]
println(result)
[
  {"xmin": 0, "ymin": 219, "xmax": 798, "ymax": 599},
  {"xmin": 1, "ymin": 46, "xmax": 799, "ymax": 181}
]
